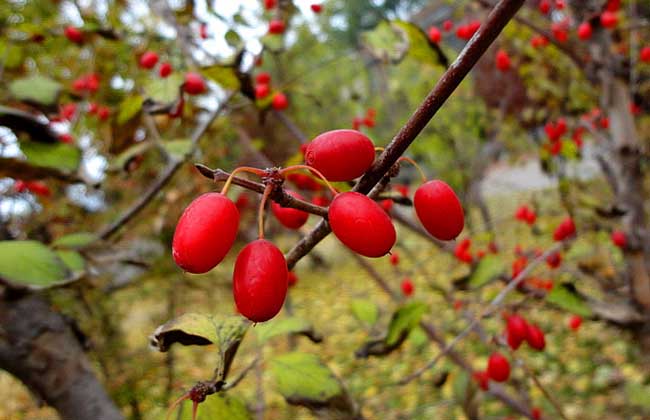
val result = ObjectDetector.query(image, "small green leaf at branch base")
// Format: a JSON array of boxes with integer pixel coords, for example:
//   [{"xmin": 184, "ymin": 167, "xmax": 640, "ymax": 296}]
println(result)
[
  {"xmin": 254, "ymin": 317, "xmax": 322, "ymax": 344},
  {"xmin": 0, "ymin": 240, "xmax": 70, "ymax": 289}
]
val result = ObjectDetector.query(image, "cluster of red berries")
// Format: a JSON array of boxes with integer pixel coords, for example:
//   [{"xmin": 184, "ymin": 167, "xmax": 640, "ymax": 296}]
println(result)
[
  {"xmin": 172, "ymin": 129, "xmax": 464, "ymax": 323},
  {"xmin": 552, "ymin": 216, "xmax": 575, "ymax": 241},
  {"xmin": 514, "ymin": 204, "xmax": 536, "ymax": 225},
  {"xmin": 454, "ymin": 238, "xmax": 498, "ymax": 264},
  {"xmin": 455, "ymin": 20, "xmax": 481, "ymax": 41},
  {"xmin": 352, "ymin": 108, "xmax": 377, "ymax": 130},
  {"xmin": 13, "ymin": 180, "xmax": 51, "ymax": 197},
  {"xmin": 138, "ymin": 51, "xmax": 174, "ymax": 78},
  {"xmin": 72, "ymin": 73, "xmax": 101, "ymax": 94},
  {"xmin": 254, "ymin": 72, "xmax": 289, "ymax": 110}
]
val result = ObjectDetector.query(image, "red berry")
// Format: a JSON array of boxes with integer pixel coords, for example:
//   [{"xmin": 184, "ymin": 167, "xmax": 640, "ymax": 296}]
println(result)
[
  {"xmin": 414, "ymin": 180, "xmax": 464, "ymax": 241},
  {"xmin": 305, "ymin": 129, "xmax": 375, "ymax": 182},
  {"xmin": 488, "ymin": 241, "xmax": 498, "ymax": 254},
  {"xmin": 487, "ymin": 352, "xmax": 510, "ymax": 382},
  {"xmin": 539, "ymin": 0, "xmax": 550, "ymax": 14},
  {"xmin": 271, "ymin": 190, "xmax": 309, "ymax": 229},
  {"xmin": 600, "ymin": 11, "xmax": 618, "ymax": 28},
  {"xmin": 88, "ymin": 102, "xmax": 98, "ymax": 114},
  {"xmin": 473, "ymin": 370, "xmax": 489, "ymax": 391},
  {"xmin": 159, "ymin": 62, "xmax": 173, "ymax": 78},
  {"xmin": 555, "ymin": 0, "xmax": 565, "ymax": 9},
  {"xmin": 641, "ymin": 46, "xmax": 650, "ymax": 63},
  {"xmin": 577, "ymin": 22, "xmax": 592, "ymax": 40},
  {"xmin": 553, "ymin": 217, "xmax": 576, "ymax": 241},
  {"xmin": 380, "ymin": 199, "xmax": 393, "ymax": 213},
  {"xmin": 401, "ymin": 278, "xmax": 414, "ymax": 296},
  {"xmin": 532, "ymin": 407, "xmax": 542, "ymax": 420},
  {"xmin": 271, "ymin": 92, "xmax": 289, "ymax": 110},
  {"xmin": 60, "ymin": 103, "xmax": 77, "ymax": 120},
  {"xmin": 495, "ymin": 49, "xmax": 511, "ymax": 72},
  {"xmin": 310, "ymin": 4, "xmax": 322, "ymax": 13},
  {"xmin": 329, "ymin": 192, "xmax": 396, "ymax": 258},
  {"xmin": 255, "ymin": 72, "xmax": 271, "ymax": 84},
  {"xmin": 139, "ymin": 51, "xmax": 159, "ymax": 69},
  {"xmin": 526, "ymin": 324, "xmax": 546, "ymax": 351},
  {"xmin": 235, "ymin": 193, "xmax": 251, "ymax": 211},
  {"xmin": 25, "ymin": 181, "xmax": 51, "ymax": 197},
  {"xmin": 428, "ymin": 26, "xmax": 441, "ymax": 43},
  {"xmin": 97, "ymin": 106, "xmax": 111, "ymax": 121},
  {"xmin": 531, "ymin": 35, "xmax": 549, "ymax": 48},
  {"xmin": 199, "ymin": 23, "xmax": 208, "ymax": 39},
  {"xmin": 311, "ymin": 195, "xmax": 329, "ymax": 207},
  {"xmin": 64, "ymin": 26, "xmax": 84, "ymax": 44},
  {"xmin": 611, "ymin": 230, "xmax": 627, "ymax": 248},
  {"xmin": 287, "ymin": 271, "xmax": 298, "ymax": 287},
  {"xmin": 506, "ymin": 315, "xmax": 529, "ymax": 350},
  {"xmin": 264, "ymin": 0, "xmax": 276, "ymax": 10},
  {"xmin": 443, "ymin": 20, "xmax": 453, "ymax": 32},
  {"xmin": 233, "ymin": 239, "xmax": 288, "ymax": 323},
  {"xmin": 551, "ymin": 22, "xmax": 568, "ymax": 43},
  {"xmin": 568, "ymin": 315, "xmax": 582, "ymax": 331},
  {"xmin": 184, "ymin": 72, "xmax": 206, "ymax": 95},
  {"xmin": 172, "ymin": 193, "xmax": 240, "ymax": 274},
  {"xmin": 14, "ymin": 180, "xmax": 27, "ymax": 193},
  {"xmin": 286, "ymin": 173, "xmax": 322, "ymax": 191},
  {"xmin": 389, "ymin": 252, "xmax": 400, "ymax": 266},
  {"xmin": 599, "ymin": 117, "xmax": 609, "ymax": 129},
  {"xmin": 255, "ymin": 84, "xmax": 270, "ymax": 99},
  {"xmin": 269, "ymin": 20, "xmax": 285, "ymax": 35},
  {"xmin": 456, "ymin": 25, "xmax": 471, "ymax": 40},
  {"xmin": 58, "ymin": 133, "xmax": 74, "ymax": 144},
  {"xmin": 545, "ymin": 251, "xmax": 562, "ymax": 269}
]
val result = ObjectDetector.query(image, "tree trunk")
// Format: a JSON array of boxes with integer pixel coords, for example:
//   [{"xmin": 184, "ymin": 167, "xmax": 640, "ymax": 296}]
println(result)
[{"xmin": 0, "ymin": 291, "xmax": 124, "ymax": 420}]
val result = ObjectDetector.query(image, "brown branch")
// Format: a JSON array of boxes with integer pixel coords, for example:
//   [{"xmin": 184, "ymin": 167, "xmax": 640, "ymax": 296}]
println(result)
[
  {"xmin": 96, "ymin": 92, "xmax": 235, "ymax": 241},
  {"xmin": 283, "ymin": 0, "xmax": 527, "ymax": 270}
]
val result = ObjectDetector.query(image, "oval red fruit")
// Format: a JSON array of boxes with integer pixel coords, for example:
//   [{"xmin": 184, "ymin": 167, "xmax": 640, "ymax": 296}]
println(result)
[
  {"xmin": 233, "ymin": 239, "xmax": 288, "ymax": 322},
  {"xmin": 600, "ymin": 11, "xmax": 618, "ymax": 28},
  {"xmin": 271, "ymin": 92, "xmax": 289, "ymax": 110},
  {"xmin": 159, "ymin": 62, "xmax": 173, "ymax": 78},
  {"xmin": 255, "ymin": 72, "xmax": 271, "ymax": 84},
  {"xmin": 139, "ymin": 51, "xmax": 159, "ymax": 69},
  {"xmin": 255, "ymin": 84, "xmax": 270, "ymax": 99},
  {"xmin": 389, "ymin": 252, "xmax": 400, "ymax": 266},
  {"xmin": 495, "ymin": 49, "xmax": 511, "ymax": 72},
  {"xmin": 414, "ymin": 180, "xmax": 464, "ymax": 241},
  {"xmin": 287, "ymin": 271, "xmax": 298, "ymax": 287},
  {"xmin": 641, "ymin": 46, "xmax": 650, "ymax": 63},
  {"xmin": 526, "ymin": 324, "xmax": 546, "ymax": 351},
  {"xmin": 172, "ymin": 193, "xmax": 240, "ymax": 274},
  {"xmin": 401, "ymin": 278, "xmax": 414, "ymax": 296},
  {"xmin": 577, "ymin": 22, "xmax": 592, "ymax": 40},
  {"xmin": 428, "ymin": 26, "xmax": 441, "ymax": 43},
  {"xmin": 611, "ymin": 229, "xmax": 626, "ymax": 248},
  {"xmin": 506, "ymin": 314, "xmax": 528, "ymax": 350},
  {"xmin": 568, "ymin": 315, "xmax": 582, "ymax": 331},
  {"xmin": 269, "ymin": 20, "xmax": 286, "ymax": 34},
  {"xmin": 184, "ymin": 72, "xmax": 206, "ymax": 95},
  {"xmin": 487, "ymin": 352, "xmax": 510, "ymax": 382},
  {"xmin": 271, "ymin": 191, "xmax": 309, "ymax": 229},
  {"xmin": 329, "ymin": 192, "xmax": 396, "ymax": 258},
  {"xmin": 64, "ymin": 26, "xmax": 84, "ymax": 44},
  {"xmin": 473, "ymin": 370, "xmax": 489, "ymax": 391},
  {"xmin": 305, "ymin": 129, "xmax": 375, "ymax": 182},
  {"xmin": 310, "ymin": 4, "xmax": 322, "ymax": 13}
]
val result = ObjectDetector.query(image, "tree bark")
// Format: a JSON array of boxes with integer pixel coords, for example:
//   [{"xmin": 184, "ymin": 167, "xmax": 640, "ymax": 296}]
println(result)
[{"xmin": 0, "ymin": 291, "xmax": 124, "ymax": 420}]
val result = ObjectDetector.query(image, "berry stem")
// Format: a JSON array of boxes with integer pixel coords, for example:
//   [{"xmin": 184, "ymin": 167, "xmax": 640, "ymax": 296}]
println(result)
[
  {"xmin": 166, "ymin": 392, "xmax": 190, "ymax": 420},
  {"xmin": 280, "ymin": 165, "xmax": 339, "ymax": 196},
  {"xmin": 397, "ymin": 156, "xmax": 427, "ymax": 183},
  {"xmin": 220, "ymin": 166, "xmax": 265, "ymax": 195},
  {"xmin": 258, "ymin": 183, "xmax": 274, "ymax": 239},
  {"xmin": 374, "ymin": 147, "xmax": 385, "ymax": 152}
]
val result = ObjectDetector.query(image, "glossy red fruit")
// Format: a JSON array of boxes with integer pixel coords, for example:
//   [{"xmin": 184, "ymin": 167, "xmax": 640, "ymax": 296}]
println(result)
[
  {"xmin": 329, "ymin": 192, "xmax": 396, "ymax": 258},
  {"xmin": 310, "ymin": 4, "xmax": 322, "ymax": 13},
  {"xmin": 25, "ymin": 181, "xmax": 51, "ymax": 197},
  {"xmin": 380, "ymin": 199, "xmax": 393, "ymax": 213},
  {"xmin": 401, "ymin": 278, "xmax": 414, "ymax": 296},
  {"xmin": 97, "ymin": 106, "xmax": 111, "ymax": 121},
  {"xmin": 600, "ymin": 11, "xmax": 618, "ymax": 28},
  {"xmin": 551, "ymin": 22, "xmax": 568, "ymax": 42},
  {"xmin": 553, "ymin": 217, "xmax": 576, "ymax": 241},
  {"xmin": 428, "ymin": 26, "xmax": 441, "ymax": 43},
  {"xmin": 568, "ymin": 315, "xmax": 582, "ymax": 331},
  {"xmin": 271, "ymin": 92, "xmax": 289, "ymax": 110},
  {"xmin": 305, "ymin": 129, "xmax": 375, "ymax": 181},
  {"xmin": 233, "ymin": 239, "xmax": 288, "ymax": 322},
  {"xmin": 545, "ymin": 251, "xmax": 562, "ymax": 269},
  {"xmin": 311, "ymin": 195, "xmax": 329, "ymax": 207},
  {"xmin": 443, "ymin": 20, "xmax": 453, "ymax": 31},
  {"xmin": 487, "ymin": 352, "xmax": 510, "ymax": 382},
  {"xmin": 139, "ymin": 51, "xmax": 159, "ymax": 69},
  {"xmin": 555, "ymin": 0, "xmax": 565, "ymax": 9},
  {"xmin": 389, "ymin": 252, "xmax": 400, "ymax": 266},
  {"xmin": 199, "ymin": 23, "xmax": 208, "ymax": 39},
  {"xmin": 532, "ymin": 407, "xmax": 542, "ymax": 420},
  {"xmin": 539, "ymin": 0, "xmax": 550, "ymax": 14},
  {"xmin": 611, "ymin": 230, "xmax": 627, "ymax": 248},
  {"xmin": 264, "ymin": 0, "xmax": 276, "ymax": 10},
  {"xmin": 526, "ymin": 324, "xmax": 546, "ymax": 351},
  {"xmin": 506, "ymin": 315, "xmax": 528, "ymax": 350},
  {"xmin": 256, "ymin": 72, "xmax": 271, "ymax": 84},
  {"xmin": 641, "ymin": 46, "xmax": 650, "ymax": 63},
  {"xmin": 172, "ymin": 193, "xmax": 240, "ymax": 274},
  {"xmin": 287, "ymin": 271, "xmax": 298, "ymax": 287},
  {"xmin": 64, "ymin": 26, "xmax": 84, "ymax": 44},
  {"xmin": 60, "ymin": 103, "xmax": 77, "ymax": 120},
  {"xmin": 577, "ymin": 22, "xmax": 592, "ymax": 40},
  {"xmin": 13, "ymin": 180, "xmax": 27, "ymax": 193},
  {"xmin": 414, "ymin": 180, "xmax": 464, "ymax": 241},
  {"xmin": 495, "ymin": 49, "xmax": 511, "ymax": 72},
  {"xmin": 255, "ymin": 84, "xmax": 270, "ymax": 99},
  {"xmin": 159, "ymin": 62, "xmax": 173, "ymax": 78},
  {"xmin": 473, "ymin": 370, "xmax": 489, "ymax": 391},
  {"xmin": 269, "ymin": 20, "xmax": 286, "ymax": 35},
  {"xmin": 271, "ymin": 191, "xmax": 309, "ymax": 229},
  {"xmin": 58, "ymin": 133, "xmax": 74, "ymax": 144},
  {"xmin": 183, "ymin": 72, "xmax": 206, "ymax": 95},
  {"xmin": 606, "ymin": 0, "xmax": 621, "ymax": 11}
]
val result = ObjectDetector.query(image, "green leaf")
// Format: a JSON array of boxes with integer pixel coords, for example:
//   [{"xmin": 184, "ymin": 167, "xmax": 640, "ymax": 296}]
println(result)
[
  {"xmin": 163, "ymin": 139, "xmax": 193, "ymax": 160},
  {"xmin": 360, "ymin": 20, "xmax": 408, "ymax": 63},
  {"xmin": 468, "ymin": 255, "xmax": 506, "ymax": 288},
  {"xmin": 255, "ymin": 317, "xmax": 322, "ymax": 343},
  {"xmin": 225, "ymin": 29, "xmax": 243, "ymax": 48},
  {"xmin": 626, "ymin": 382, "xmax": 650, "ymax": 411},
  {"xmin": 117, "ymin": 95, "xmax": 143, "ymax": 125},
  {"xmin": 176, "ymin": 394, "xmax": 251, "ymax": 420},
  {"xmin": 269, "ymin": 352, "xmax": 356, "ymax": 416},
  {"xmin": 386, "ymin": 301, "xmax": 428, "ymax": 346},
  {"xmin": 52, "ymin": 232, "xmax": 97, "ymax": 249},
  {"xmin": 151, "ymin": 313, "xmax": 249, "ymax": 381},
  {"xmin": 20, "ymin": 141, "xmax": 81, "ymax": 172},
  {"xmin": 350, "ymin": 299, "xmax": 379, "ymax": 326},
  {"xmin": 0, "ymin": 41, "xmax": 23, "ymax": 69},
  {"xmin": 393, "ymin": 20, "xmax": 440, "ymax": 65},
  {"xmin": 260, "ymin": 34, "xmax": 284, "ymax": 53},
  {"xmin": 144, "ymin": 73, "xmax": 183, "ymax": 103},
  {"xmin": 546, "ymin": 284, "xmax": 592, "ymax": 317},
  {"xmin": 9, "ymin": 75, "xmax": 61, "ymax": 106},
  {"xmin": 0, "ymin": 241, "xmax": 70, "ymax": 289},
  {"xmin": 56, "ymin": 250, "xmax": 85, "ymax": 273},
  {"xmin": 201, "ymin": 64, "xmax": 240, "ymax": 90}
]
